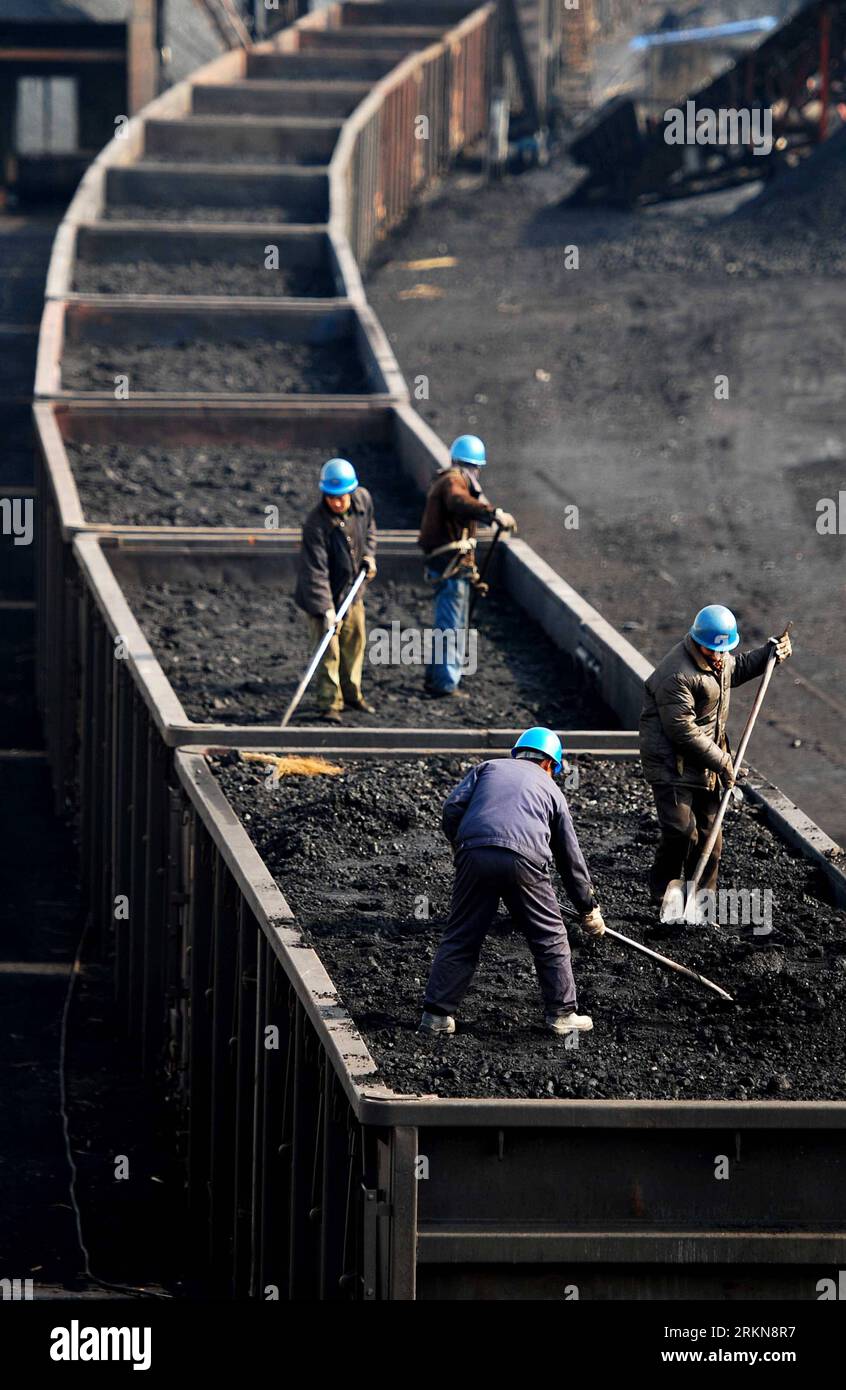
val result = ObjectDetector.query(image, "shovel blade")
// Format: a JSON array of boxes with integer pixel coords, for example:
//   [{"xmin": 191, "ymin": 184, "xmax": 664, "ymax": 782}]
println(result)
[{"xmin": 660, "ymin": 879, "xmax": 686, "ymax": 924}]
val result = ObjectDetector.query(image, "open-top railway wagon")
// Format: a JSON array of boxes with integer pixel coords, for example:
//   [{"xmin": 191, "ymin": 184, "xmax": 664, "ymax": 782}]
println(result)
[{"xmin": 34, "ymin": 0, "xmax": 846, "ymax": 1299}]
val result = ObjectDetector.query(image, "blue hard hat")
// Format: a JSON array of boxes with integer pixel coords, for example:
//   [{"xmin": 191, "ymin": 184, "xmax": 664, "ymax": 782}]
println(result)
[
  {"xmin": 319, "ymin": 457, "xmax": 358, "ymax": 496},
  {"xmin": 450, "ymin": 434, "xmax": 486, "ymax": 466},
  {"xmin": 689, "ymin": 604, "xmax": 740, "ymax": 652},
  {"xmin": 511, "ymin": 726, "xmax": 563, "ymax": 775}
]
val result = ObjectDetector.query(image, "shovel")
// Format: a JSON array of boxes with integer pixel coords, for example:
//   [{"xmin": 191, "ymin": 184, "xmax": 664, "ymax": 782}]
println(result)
[
  {"xmin": 461, "ymin": 520, "xmax": 504, "ymax": 666},
  {"xmin": 660, "ymin": 624, "xmax": 790, "ymax": 926},
  {"xmin": 280, "ymin": 566, "xmax": 369, "ymax": 728},
  {"xmin": 560, "ymin": 903, "xmax": 733, "ymax": 1001}
]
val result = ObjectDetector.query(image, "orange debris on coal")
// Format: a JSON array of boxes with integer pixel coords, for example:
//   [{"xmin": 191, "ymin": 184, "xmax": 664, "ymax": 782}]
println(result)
[{"xmin": 240, "ymin": 751, "xmax": 344, "ymax": 779}]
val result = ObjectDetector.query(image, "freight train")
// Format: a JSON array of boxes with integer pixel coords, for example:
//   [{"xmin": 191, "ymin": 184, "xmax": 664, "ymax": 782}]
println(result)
[{"xmin": 34, "ymin": 0, "xmax": 846, "ymax": 1300}]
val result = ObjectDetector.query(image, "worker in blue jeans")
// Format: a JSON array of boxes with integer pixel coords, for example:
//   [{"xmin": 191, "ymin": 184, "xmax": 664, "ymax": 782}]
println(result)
[
  {"xmin": 420, "ymin": 728, "xmax": 606, "ymax": 1037},
  {"xmin": 417, "ymin": 435, "xmax": 516, "ymax": 697}
]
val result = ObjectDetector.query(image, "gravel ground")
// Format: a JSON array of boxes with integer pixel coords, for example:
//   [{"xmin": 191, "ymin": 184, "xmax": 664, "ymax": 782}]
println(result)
[
  {"xmin": 122, "ymin": 575, "xmax": 613, "ymax": 728},
  {"xmin": 213, "ymin": 754, "xmax": 846, "ymax": 1101},
  {"xmin": 73, "ymin": 258, "xmax": 335, "ymax": 299},
  {"xmin": 65, "ymin": 442, "xmax": 422, "ymax": 528},
  {"xmin": 62, "ymin": 339, "xmax": 369, "ymax": 394},
  {"xmin": 102, "ymin": 204, "xmax": 320, "ymax": 224}
]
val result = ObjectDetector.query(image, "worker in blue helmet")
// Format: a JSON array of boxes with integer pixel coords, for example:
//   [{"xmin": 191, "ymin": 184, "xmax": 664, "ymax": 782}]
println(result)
[
  {"xmin": 419, "ymin": 727, "xmax": 605, "ymax": 1038},
  {"xmin": 417, "ymin": 435, "xmax": 517, "ymax": 698},
  {"xmin": 293, "ymin": 458, "xmax": 378, "ymax": 724},
  {"xmin": 639, "ymin": 605, "xmax": 792, "ymax": 904}
]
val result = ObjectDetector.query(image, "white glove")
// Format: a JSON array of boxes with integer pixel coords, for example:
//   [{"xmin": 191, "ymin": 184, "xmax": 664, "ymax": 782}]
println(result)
[
  {"xmin": 323, "ymin": 607, "xmax": 337, "ymax": 633},
  {"xmin": 581, "ymin": 907, "xmax": 606, "ymax": 938},
  {"xmin": 772, "ymin": 631, "xmax": 792, "ymax": 663},
  {"xmin": 493, "ymin": 508, "xmax": 516, "ymax": 531},
  {"xmin": 362, "ymin": 554, "xmax": 377, "ymax": 581}
]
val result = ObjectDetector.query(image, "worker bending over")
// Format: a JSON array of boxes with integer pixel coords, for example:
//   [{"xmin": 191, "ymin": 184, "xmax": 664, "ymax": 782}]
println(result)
[
  {"xmin": 420, "ymin": 728, "xmax": 605, "ymax": 1037},
  {"xmin": 294, "ymin": 458, "xmax": 377, "ymax": 724},
  {"xmin": 639, "ymin": 604, "xmax": 791, "ymax": 903},
  {"xmin": 417, "ymin": 434, "xmax": 516, "ymax": 697}
]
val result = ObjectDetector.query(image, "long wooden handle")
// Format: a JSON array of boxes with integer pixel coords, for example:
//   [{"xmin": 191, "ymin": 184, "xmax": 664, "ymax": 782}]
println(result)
[
  {"xmin": 280, "ymin": 567, "xmax": 368, "ymax": 728},
  {"xmin": 605, "ymin": 927, "xmax": 734, "ymax": 1002},
  {"xmin": 685, "ymin": 624, "xmax": 789, "ymax": 903}
]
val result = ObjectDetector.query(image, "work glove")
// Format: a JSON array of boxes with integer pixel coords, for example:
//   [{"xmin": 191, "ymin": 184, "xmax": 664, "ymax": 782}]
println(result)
[
  {"xmin": 362, "ymin": 554, "xmax": 377, "ymax": 582},
  {"xmin": 323, "ymin": 607, "xmax": 337, "ymax": 633},
  {"xmin": 771, "ymin": 631, "xmax": 792, "ymax": 663},
  {"xmin": 581, "ymin": 907, "xmax": 606, "ymax": 938},
  {"xmin": 720, "ymin": 754, "xmax": 736, "ymax": 788},
  {"xmin": 493, "ymin": 508, "xmax": 516, "ymax": 532}
]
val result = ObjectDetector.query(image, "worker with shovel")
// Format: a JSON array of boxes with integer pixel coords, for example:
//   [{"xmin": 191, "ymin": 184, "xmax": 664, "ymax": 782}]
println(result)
[
  {"xmin": 417, "ymin": 434, "xmax": 516, "ymax": 698},
  {"xmin": 293, "ymin": 458, "xmax": 377, "ymax": 725},
  {"xmin": 419, "ymin": 727, "xmax": 605, "ymax": 1037},
  {"xmin": 639, "ymin": 604, "xmax": 792, "ymax": 919}
]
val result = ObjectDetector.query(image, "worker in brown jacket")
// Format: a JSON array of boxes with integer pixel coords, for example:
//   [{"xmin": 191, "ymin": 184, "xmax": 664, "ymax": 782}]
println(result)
[
  {"xmin": 639, "ymin": 604, "xmax": 792, "ymax": 903},
  {"xmin": 293, "ymin": 458, "xmax": 377, "ymax": 724},
  {"xmin": 417, "ymin": 435, "xmax": 515, "ymax": 696}
]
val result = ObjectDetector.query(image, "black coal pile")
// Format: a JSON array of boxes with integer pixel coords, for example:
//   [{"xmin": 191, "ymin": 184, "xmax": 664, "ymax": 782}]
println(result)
[
  {"xmin": 73, "ymin": 258, "xmax": 334, "ymax": 299},
  {"xmin": 122, "ymin": 575, "xmax": 611, "ymax": 728},
  {"xmin": 62, "ymin": 339, "xmax": 369, "ymax": 394},
  {"xmin": 65, "ymin": 442, "xmax": 421, "ymax": 528},
  {"xmin": 730, "ymin": 125, "xmax": 846, "ymax": 265},
  {"xmin": 548, "ymin": 127, "xmax": 846, "ymax": 278},
  {"xmin": 214, "ymin": 755, "xmax": 846, "ymax": 1101},
  {"xmin": 102, "ymin": 204, "xmax": 315, "ymax": 224}
]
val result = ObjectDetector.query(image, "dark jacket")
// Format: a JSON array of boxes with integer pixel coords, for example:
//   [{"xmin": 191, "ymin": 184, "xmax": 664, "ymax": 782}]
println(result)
[
  {"xmin": 442, "ymin": 757, "xmax": 597, "ymax": 915},
  {"xmin": 639, "ymin": 633, "xmax": 771, "ymax": 790},
  {"xmin": 294, "ymin": 488, "xmax": 376, "ymax": 617},
  {"xmin": 418, "ymin": 466, "xmax": 495, "ymax": 569}
]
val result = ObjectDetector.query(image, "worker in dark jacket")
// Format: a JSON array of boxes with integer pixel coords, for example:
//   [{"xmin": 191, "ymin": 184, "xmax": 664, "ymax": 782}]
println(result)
[
  {"xmin": 417, "ymin": 434, "xmax": 516, "ymax": 697},
  {"xmin": 419, "ymin": 727, "xmax": 605, "ymax": 1037},
  {"xmin": 293, "ymin": 458, "xmax": 377, "ymax": 724},
  {"xmin": 639, "ymin": 604, "xmax": 792, "ymax": 902}
]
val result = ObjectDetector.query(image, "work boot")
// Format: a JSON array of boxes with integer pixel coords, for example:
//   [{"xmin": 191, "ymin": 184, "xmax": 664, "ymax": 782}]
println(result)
[
  {"xmin": 545, "ymin": 1011, "xmax": 593, "ymax": 1036},
  {"xmin": 320, "ymin": 708, "xmax": 342, "ymax": 725},
  {"xmin": 349, "ymin": 698, "xmax": 376, "ymax": 714},
  {"xmin": 418, "ymin": 1011, "xmax": 456, "ymax": 1036}
]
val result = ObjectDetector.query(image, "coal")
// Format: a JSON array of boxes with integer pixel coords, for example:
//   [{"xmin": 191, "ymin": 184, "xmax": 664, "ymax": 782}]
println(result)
[
  {"xmin": 65, "ymin": 441, "xmax": 422, "ymax": 528},
  {"xmin": 730, "ymin": 126, "xmax": 846, "ymax": 265},
  {"xmin": 121, "ymin": 575, "xmax": 612, "ymax": 728},
  {"xmin": 102, "ymin": 204, "xmax": 314, "ymax": 224},
  {"xmin": 61, "ymin": 339, "xmax": 369, "ymax": 394},
  {"xmin": 213, "ymin": 754, "xmax": 846, "ymax": 1101},
  {"xmin": 73, "ymin": 258, "xmax": 335, "ymax": 299}
]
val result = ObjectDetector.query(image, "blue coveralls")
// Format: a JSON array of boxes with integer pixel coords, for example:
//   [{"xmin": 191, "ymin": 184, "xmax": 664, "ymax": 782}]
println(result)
[{"xmin": 423, "ymin": 757, "xmax": 597, "ymax": 1018}]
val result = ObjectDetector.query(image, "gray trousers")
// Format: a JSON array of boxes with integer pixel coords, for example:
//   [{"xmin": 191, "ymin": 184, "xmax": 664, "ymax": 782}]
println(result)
[{"xmin": 424, "ymin": 846, "xmax": 578, "ymax": 1018}]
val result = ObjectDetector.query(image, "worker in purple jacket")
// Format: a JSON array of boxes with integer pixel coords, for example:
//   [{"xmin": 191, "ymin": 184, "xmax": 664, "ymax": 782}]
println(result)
[{"xmin": 419, "ymin": 727, "xmax": 605, "ymax": 1038}]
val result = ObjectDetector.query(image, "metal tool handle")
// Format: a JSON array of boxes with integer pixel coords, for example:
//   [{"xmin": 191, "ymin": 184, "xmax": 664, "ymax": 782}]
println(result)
[
  {"xmin": 280, "ymin": 566, "xmax": 369, "ymax": 728},
  {"xmin": 461, "ymin": 522, "xmax": 505, "ymax": 668},
  {"xmin": 683, "ymin": 623, "xmax": 790, "ymax": 909},
  {"xmin": 467, "ymin": 520, "xmax": 504, "ymax": 623},
  {"xmin": 560, "ymin": 903, "xmax": 734, "ymax": 1000},
  {"xmin": 604, "ymin": 927, "xmax": 734, "ymax": 1002}
]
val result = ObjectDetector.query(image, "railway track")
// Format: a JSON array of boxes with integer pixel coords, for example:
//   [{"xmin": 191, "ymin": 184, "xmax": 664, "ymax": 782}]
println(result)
[{"xmin": 33, "ymin": 0, "xmax": 846, "ymax": 1300}]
